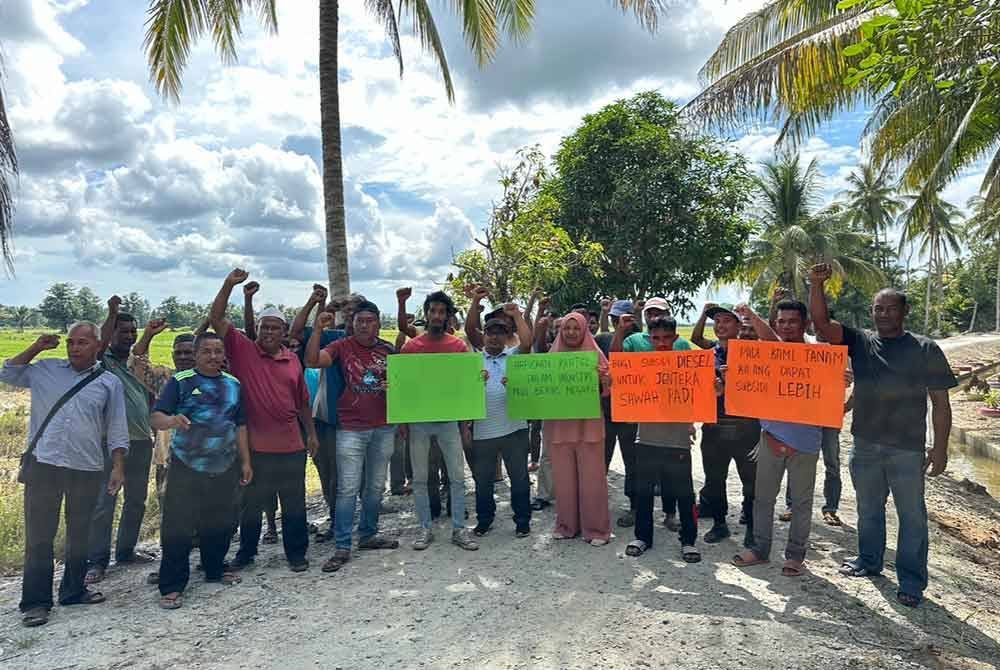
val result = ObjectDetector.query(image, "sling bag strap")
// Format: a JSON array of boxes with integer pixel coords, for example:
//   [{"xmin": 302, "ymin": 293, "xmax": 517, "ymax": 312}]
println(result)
[{"xmin": 24, "ymin": 365, "xmax": 107, "ymax": 459}]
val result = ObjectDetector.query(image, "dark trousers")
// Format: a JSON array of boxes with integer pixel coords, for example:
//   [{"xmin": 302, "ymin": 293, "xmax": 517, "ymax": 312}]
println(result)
[
  {"xmin": 470, "ymin": 430, "xmax": 532, "ymax": 528},
  {"xmin": 158, "ymin": 459, "xmax": 239, "ymax": 595},
  {"xmin": 390, "ymin": 431, "xmax": 413, "ymax": 493},
  {"xmin": 237, "ymin": 451, "xmax": 308, "ymax": 563},
  {"xmin": 428, "ymin": 438, "xmax": 449, "ymax": 518},
  {"xmin": 604, "ymin": 419, "xmax": 637, "ymax": 502},
  {"xmin": 87, "ymin": 439, "xmax": 153, "ymax": 567},
  {"xmin": 528, "ymin": 420, "xmax": 542, "ymax": 463},
  {"xmin": 312, "ymin": 420, "xmax": 337, "ymax": 517},
  {"xmin": 701, "ymin": 423, "xmax": 759, "ymax": 528},
  {"xmin": 21, "ymin": 460, "xmax": 103, "ymax": 611},
  {"xmin": 633, "ymin": 445, "xmax": 696, "ymax": 548}
]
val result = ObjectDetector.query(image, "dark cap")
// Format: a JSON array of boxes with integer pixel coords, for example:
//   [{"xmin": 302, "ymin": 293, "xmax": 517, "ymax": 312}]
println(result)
[{"xmin": 706, "ymin": 303, "xmax": 737, "ymax": 321}]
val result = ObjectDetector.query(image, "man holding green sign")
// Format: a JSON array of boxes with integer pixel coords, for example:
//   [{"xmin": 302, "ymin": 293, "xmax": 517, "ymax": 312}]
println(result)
[{"xmin": 396, "ymin": 289, "xmax": 482, "ymax": 552}]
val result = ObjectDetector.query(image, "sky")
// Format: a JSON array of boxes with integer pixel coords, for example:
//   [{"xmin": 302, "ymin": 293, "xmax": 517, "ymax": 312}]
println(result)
[{"xmin": 0, "ymin": 0, "xmax": 987, "ymax": 317}]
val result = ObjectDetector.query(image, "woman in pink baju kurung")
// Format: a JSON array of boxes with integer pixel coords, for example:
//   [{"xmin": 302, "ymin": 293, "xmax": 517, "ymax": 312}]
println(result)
[{"xmin": 543, "ymin": 312, "xmax": 612, "ymax": 545}]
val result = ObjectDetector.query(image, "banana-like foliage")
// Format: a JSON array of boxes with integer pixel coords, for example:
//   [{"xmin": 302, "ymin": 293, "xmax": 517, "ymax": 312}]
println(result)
[{"xmin": 0, "ymin": 54, "xmax": 15, "ymax": 274}]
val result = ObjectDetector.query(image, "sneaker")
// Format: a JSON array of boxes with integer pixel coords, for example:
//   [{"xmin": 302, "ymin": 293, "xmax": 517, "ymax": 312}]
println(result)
[
  {"xmin": 473, "ymin": 523, "xmax": 492, "ymax": 537},
  {"xmin": 704, "ymin": 524, "xmax": 731, "ymax": 544},
  {"xmin": 515, "ymin": 524, "xmax": 531, "ymax": 538},
  {"xmin": 413, "ymin": 528, "xmax": 434, "ymax": 551},
  {"xmin": 451, "ymin": 528, "xmax": 480, "ymax": 551}
]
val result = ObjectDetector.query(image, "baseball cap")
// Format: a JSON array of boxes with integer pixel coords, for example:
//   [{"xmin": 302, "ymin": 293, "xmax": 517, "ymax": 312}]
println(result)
[
  {"xmin": 642, "ymin": 297, "xmax": 671, "ymax": 315},
  {"xmin": 706, "ymin": 303, "xmax": 737, "ymax": 321},
  {"xmin": 258, "ymin": 306, "xmax": 287, "ymax": 324},
  {"xmin": 484, "ymin": 315, "xmax": 512, "ymax": 332},
  {"xmin": 609, "ymin": 300, "xmax": 633, "ymax": 317}
]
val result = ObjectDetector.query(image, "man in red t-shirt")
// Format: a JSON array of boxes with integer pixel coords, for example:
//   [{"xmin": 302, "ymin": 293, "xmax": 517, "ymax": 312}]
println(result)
[
  {"xmin": 396, "ymin": 288, "xmax": 479, "ymax": 552},
  {"xmin": 209, "ymin": 269, "xmax": 318, "ymax": 573},
  {"xmin": 305, "ymin": 301, "xmax": 399, "ymax": 572}
]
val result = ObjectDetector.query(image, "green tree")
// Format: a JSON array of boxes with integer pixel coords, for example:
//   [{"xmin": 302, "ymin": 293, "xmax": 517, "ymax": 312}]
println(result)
[
  {"xmin": 9, "ymin": 306, "xmax": 38, "ymax": 332},
  {"xmin": 841, "ymin": 161, "xmax": 904, "ymax": 271},
  {"xmin": 448, "ymin": 146, "xmax": 603, "ymax": 304},
  {"xmin": 120, "ymin": 292, "xmax": 151, "ymax": 325},
  {"xmin": 0, "ymin": 57, "xmax": 15, "ymax": 273},
  {"xmin": 739, "ymin": 152, "xmax": 882, "ymax": 300},
  {"xmin": 75, "ymin": 287, "xmax": 104, "ymax": 323},
  {"xmin": 143, "ymin": 0, "xmax": 665, "ymax": 298},
  {"xmin": 155, "ymin": 296, "xmax": 186, "ymax": 326},
  {"xmin": 39, "ymin": 283, "xmax": 80, "ymax": 331},
  {"xmin": 967, "ymin": 195, "xmax": 1000, "ymax": 331},
  {"xmin": 551, "ymin": 91, "xmax": 755, "ymax": 311},
  {"xmin": 898, "ymin": 193, "xmax": 965, "ymax": 334}
]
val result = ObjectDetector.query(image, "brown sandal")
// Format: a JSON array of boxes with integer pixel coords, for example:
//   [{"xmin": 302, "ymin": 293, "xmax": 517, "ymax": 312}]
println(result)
[
  {"xmin": 732, "ymin": 549, "xmax": 768, "ymax": 567},
  {"xmin": 159, "ymin": 592, "xmax": 183, "ymax": 610},
  {"xmin": 782, "ymin": 559, "xmax": 805, "ymax": 577},
  {"xmin": 322, "ymin": 550, "xmax": 350, "ymax": 572}
]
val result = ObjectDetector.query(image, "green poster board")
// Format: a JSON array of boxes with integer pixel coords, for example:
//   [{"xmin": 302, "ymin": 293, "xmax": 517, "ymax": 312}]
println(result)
[
  {"xmin": 387, "ymin": 353, "xmax": 486, "ymax": 423},
  {"xmin": 505, "ymin": 352, "xmax": 601, "ymax": 420}
]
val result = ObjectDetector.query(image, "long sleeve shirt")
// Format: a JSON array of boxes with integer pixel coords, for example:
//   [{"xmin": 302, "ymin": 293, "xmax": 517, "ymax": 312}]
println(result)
[{"xmin": 0, "ymin": 359, "xmax": 130, "ymax": 472}]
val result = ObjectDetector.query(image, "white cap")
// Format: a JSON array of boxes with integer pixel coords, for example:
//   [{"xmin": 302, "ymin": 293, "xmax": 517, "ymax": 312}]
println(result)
[
  {"xmin": 258, "ymin": 306, "xmax": 287, "ymax": 324},
  {"xmin": 642, "ymin": 297, "xmax": 671, "ymax": 315}
]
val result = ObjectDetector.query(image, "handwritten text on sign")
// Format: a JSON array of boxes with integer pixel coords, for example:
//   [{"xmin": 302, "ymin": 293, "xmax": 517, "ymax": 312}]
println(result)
[
  {"xmin": 505, "ymin": 352, "xmax": 601, "ymax": 420},
  {"xmin": 610, "ymin": 351, "xmax": 717, "ymax": 423},
  {"xmin": 724, "ymin": 340, "xmax": 848, "ymax": 429}
]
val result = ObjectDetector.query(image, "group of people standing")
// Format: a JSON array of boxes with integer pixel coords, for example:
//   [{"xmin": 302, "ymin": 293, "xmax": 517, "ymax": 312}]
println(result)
[{"xmin": 5, "ymin": 262, "xmax": 955, "ymax": 627}]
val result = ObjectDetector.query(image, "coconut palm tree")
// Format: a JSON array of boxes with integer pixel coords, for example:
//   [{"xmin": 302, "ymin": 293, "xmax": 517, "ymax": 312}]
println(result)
[
  {"xmin": 898, "ymin": 193, "xmax": 964, "ymax": 334},
  {"xmin": 144, "ymin": 0, "xmax": 666, "ymax": 297},
  {"xmin": 0, "ymin": 55, "xmax": 16, "ymax": 274},
  {"xmin": 740, "ymin": 152, "xmax": 883, "ymax": 300},
  {"xmin": 966, "ymin": 194, "xmax": 1000, "ymax": 331},
  {"xmin": 840, "ymin": 160, "xmax": 904, "ymax": 271}
]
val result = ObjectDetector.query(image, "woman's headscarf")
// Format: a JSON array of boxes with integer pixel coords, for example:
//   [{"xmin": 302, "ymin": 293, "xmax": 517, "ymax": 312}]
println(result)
[{"xmin": 544, "ymin": 311, "xmax": 607, "ymax": 443}]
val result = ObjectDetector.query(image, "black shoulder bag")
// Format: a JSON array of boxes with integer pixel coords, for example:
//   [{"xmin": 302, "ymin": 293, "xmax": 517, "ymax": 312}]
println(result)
[{"xmin": 18, "ymin": 367, "xmax": 106, "ymax": 484}]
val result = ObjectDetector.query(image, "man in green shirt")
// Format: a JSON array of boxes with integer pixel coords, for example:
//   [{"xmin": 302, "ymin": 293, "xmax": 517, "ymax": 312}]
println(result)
[
  {"xmin": 621, "ymin": 298, "xmax": 694, "ymax": 353},
  {"xmin": 86, "ymin": 296, "xmax": 158, "ymax": 584}
]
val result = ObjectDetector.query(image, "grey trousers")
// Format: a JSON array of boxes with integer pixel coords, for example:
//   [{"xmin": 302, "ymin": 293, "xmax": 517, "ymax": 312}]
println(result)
[
  {"xmin": 752, "ymin": 438, "xmax": 819, "ymax": 562},
  {"xmin": 535, "ymin": 437, "xmax": 556, "ymax": 502}
]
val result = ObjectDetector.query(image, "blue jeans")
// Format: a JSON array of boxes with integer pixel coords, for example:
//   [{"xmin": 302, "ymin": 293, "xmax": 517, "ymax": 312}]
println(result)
[
  {"xmin": 334, "ymin": 427, "xmax": 395, "ymax": 551},
  {"xmin": 849, "ymin": 437, "xmax": 928, "ymax": 598},
  {"xmin": 410, "ymin": 422, "xmax": 466, "ymax": 530}
]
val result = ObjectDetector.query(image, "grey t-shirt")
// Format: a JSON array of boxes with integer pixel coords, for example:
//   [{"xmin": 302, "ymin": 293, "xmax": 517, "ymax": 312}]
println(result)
[{"xmin": 636, "ymin": 422, "xmax": 693, "ymax": 449}]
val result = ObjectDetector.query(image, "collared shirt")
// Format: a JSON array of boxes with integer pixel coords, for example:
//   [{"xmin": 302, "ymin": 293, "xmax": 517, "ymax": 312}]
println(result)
[
  {"xmin": 474, "ymin": 346, "xmax": 529, "ymax": 441},
  {"xmin": 0, "ymin": 359, "xmax": 130, "ymax": 472},
  {"xmin": 623, "ymin": 333, "xmax": 694, "ymax": 352},
  {"xmin": 224, "ymin": 327, "xmax": 309, "ymax": 453},
  {"xmin": 102, "ymin": 350, "xmax": 152, "ymax": 441}
]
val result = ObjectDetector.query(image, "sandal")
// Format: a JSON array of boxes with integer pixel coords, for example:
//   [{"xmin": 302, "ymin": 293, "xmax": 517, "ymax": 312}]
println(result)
[
  {"xmin": 839, "ymin": 561, "xmax": 880, "ymax": 578},
  {"xmin": 682, "ymin": 546, "xmax": 702, "ymax": 563},
  {"xmin": 896, "ymin": 591, "xmax": 921, "ymax": 608},
  {"xmin": 589, "ymin": 538, "xmax": 609, "ymax": 547},
  {"xmin": 778, "ymin": 510, "xmax": 793, "ymax": 522},
  {"xmin": 262, "ymin": 529, "xmax": 279, "ymax": 544},
  {"xmin": 732, "ymin": 549, "xmax": 768, "ymax": 568},
  {"xmin": 358, "ymin": 534, "xmax": 400, "ymax": 550},
  {"xmin": 823, "ymin": 511, "xmax": 843, "ymax": 526},
  {"xmin": 22, "ymin": 606, "xmax": 50, "ymax": 627},
  {"xmin": 551, "ymin": 532, "xmax": 575, "ymax": 540},
  {"xmin": 616, "ymin": 511, "xmax": 636, "ymax": 528},
  {"xmin": 65, "ymin": 589, "xmax": 106, "ymax": 605},
  {"xmin": 159, "ymin": 592, "xmax": 183, "ymax": 610},
  {"xmin": 625, "ymin": 540, "xmax": 647, "ymax": 556},
  {"xmin": 782, "ymin": 559, "xmax": 805, "ymax": 577},
  {"xmin": 207, "ymin": 572, "xmax": 242, "ymax": 585},
  {"xmin": 84, "ymin": 566, "xmax": 105, "ymax": 585},
  {"xmin": 322, "ymin": 550, "xmax": 351, "ymax": 572},
  {"xmin": 527, "ymin": 462, "xmax": 540, "ymax": 473}
]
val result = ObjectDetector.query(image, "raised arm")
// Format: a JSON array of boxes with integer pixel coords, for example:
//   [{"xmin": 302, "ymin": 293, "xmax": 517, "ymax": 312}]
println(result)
[
  {"xmin": 734, "ymin": 304, "xmax": 778, "ymax": 341},
  {"xmin": 290, "ymin": 284, "xmax": 327, "ymax": 343},
  {"xmin": 533, "ymin": 315, "xmax": 552, "ymax": 353},
  {"xmin": 194, "ymin": 317, "xmax": 211, "ymax": 336},
  {"xmin": 243, "ymin": 281, "xmax": 259, "ymax": 341},
  {"xmin": 691, "ymin": 303, "xmax": 716, "ymax": 349},
  {"xmin": 465, "ymin": 285, "xmax": 489, "ymax": 351},
  {"xmin": 396, "ymin": 287, "xmax": 418, "ymax": 338},
  {"xmin": 504, "ymin": 303, "xmax": 533, "ymax": 354},
  {"xmin": 305, "ymin": 311, "xmax": 337, "ymax": 368},
  {"xmin": 210, "ymin": 269, "xmax": 248, "ymax": 338},
  {"xmin": 0, "ymin": 334, "xmax": 60, "ymax": 386},
  {"xmin": 610, "ymin": 314, "xmax": 636, "ymax": 353},
  {"xmin": 808, "ymin": 264, "xmax": 844, "ymax": 344},
  {"xmin": 98, "ymin": 295, "xmax": 122, "ymax": 357},
  {"xmin": 598, "ymin": 297, "xmax": 611, "ymax": 333}
]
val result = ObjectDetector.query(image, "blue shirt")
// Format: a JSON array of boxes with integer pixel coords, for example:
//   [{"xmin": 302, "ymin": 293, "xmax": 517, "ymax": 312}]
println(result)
[
  {"xmin": 154, "ymin": 370, "xmax": 246, "ymax": 473},
  {"xmin": 0, "ymin": 359, "xmax": 130, "ymax": 472},
  {"xmin": 301, "ymin": 326, "xmax": 346, "ymax": 425},
  {"xmin": 760, "ymin": 419, "xmax": 822, "ymax": 454}
]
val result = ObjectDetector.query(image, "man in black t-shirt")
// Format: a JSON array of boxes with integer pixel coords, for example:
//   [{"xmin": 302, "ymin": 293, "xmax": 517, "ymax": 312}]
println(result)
[{"xmin": 810, "ymin": 264, "xmax": 956, "ymax": 608}]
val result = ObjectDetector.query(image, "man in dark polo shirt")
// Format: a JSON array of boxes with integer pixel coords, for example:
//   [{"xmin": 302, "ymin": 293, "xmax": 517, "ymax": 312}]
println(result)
[
  {"xmin": 809, "ymin": 263, "xmax": 956, "ymax": 608},
  {"xmin": 210, "ymin": 269, "xmax": 319, "ymax": 572}
]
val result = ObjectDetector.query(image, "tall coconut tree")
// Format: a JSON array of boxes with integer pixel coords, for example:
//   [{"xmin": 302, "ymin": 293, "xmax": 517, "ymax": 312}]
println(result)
[
  {"xmin": 966, "ymin": 194, "xmax": 1000, "ymax": 331},
  {"xmin": 0, "ymin": 55, "xmax": 16, "ymax": 274},
  {"xmin": 841, "ymin": 160, "xmax": 904, "ymax": 271},
  {"xmin": 144, "ymin": 0, "xmax": 666, "ymax": 297},
  {"xmin": 899, "ymin": 193, "xmax": 964, "ymax": 334},
  {"xmin": 740, "ymin": 152, "xmax": 882, "ymax": 299}
]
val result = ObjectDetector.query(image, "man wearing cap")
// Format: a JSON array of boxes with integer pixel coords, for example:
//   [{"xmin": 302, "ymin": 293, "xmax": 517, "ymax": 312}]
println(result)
[
  {"xmin": 621, "ymin": 298, "xmax": 694, "ymax": 353},
  {"xmin": 210, "ymin": 269, "xmax": 319, "ymax": 573},
  {"xmin": 690, "ymin": 302, "xmax": 760, "ymax": 546}
]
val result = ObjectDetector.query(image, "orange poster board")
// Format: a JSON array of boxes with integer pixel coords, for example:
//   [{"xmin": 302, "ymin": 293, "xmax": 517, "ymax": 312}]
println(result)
[
  {"xmin": 610, "ymin": 351, "xmax": 717, "ymax": 424},
  {"xmin": 724, "ymin": 340, "xmax": 848, "ymax": 429}
]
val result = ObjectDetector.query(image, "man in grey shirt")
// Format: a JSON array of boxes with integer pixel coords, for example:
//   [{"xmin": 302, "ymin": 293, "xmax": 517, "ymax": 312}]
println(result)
[{"xmin": 1, "ymin": 324, "xmax": 129, "ymax": 627}]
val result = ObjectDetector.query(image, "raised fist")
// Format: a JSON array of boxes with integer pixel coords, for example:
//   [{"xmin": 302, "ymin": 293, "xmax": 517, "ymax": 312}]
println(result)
[
  {"xmin": 145, "ymin": 318, "xmax": 169, "ymax": 336},
  {"xmin": 810, "ymin": 263, "xmax": 833, "ymax": 285},
  {"xmin": 619, "ymin": 314, "xmax": 637, "ymax": 331},
  {"xmin": 226, "ymin": 268, "xmax": 249, "ymax": 286},
  {"xmin": 34, "ymin": 334, "xmax": 60, "ymax": 350},
  {"xmin": 243, "ymin": 281, "xmax": 260, "ymax": 298},
  {"xmin": 396, "ymin": 287, "xmax": 412, "ymax": 302},
  {"xmin": 702, "ymin": 302, "xmax": 718, "ymax": 315},
  {"xmin": 472, "ymin": 285, "xmax": 490, "ymax": 302},
  {"xmin": 317, "ymin": 311, "xmax": 336, "ymax": 329},
  {"xmin": 108, "ymin": 295, "xmax": 122, "ymax": 311},
  {"xmin": 503, "ymin": 303, "xmax": 520, "ymax": 318},
  {"xmin": 734, "ymin": 303, "xmax": 755, "ymax": 320},
  {"xmin": 310, "ymin": 283, "xmax": 328, "ymax": 304},
  {"xmin": 600, "ymin": 297, "xmax": 612, "ymax": 312}
]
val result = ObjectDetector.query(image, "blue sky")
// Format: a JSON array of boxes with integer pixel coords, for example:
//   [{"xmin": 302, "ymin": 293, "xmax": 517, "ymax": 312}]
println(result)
[{"xmin": 0, "ymin": 0, "xmax": 986, "ymax": 317}]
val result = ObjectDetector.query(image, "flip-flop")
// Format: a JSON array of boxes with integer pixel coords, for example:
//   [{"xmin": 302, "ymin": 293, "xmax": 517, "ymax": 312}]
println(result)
[
  {"xmin": 22, "ymin": 607, "xmax": 49, "ymax": 627},
  {"xmin": 84, "ymin": 566, "xmax": 105, "ymax": 585},
  {"xmin": 823, "ymin": 511, "xmax": 843, "ymax": 526},
  {"xmin": 682, "ymin": 546, "xmax": 702, "ymax": 564},
  {"xmin": 782, "ymin": 560, "xmax": 805, "ymax": 577},
  {"xmin": 732, "ymin": 549, "xmax": 768, "ymax": 567},
  {"xmin": 625, "ymin": 540, "xmax": 647, "ymax": 557},
  {"xmin": 159, "ymin": 593, "xmax": 183, "ymax": 610}
]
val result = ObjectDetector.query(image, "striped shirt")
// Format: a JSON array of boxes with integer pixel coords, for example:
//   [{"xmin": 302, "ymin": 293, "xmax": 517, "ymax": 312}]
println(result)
[{"xmin": 473, "ymin": 346, "xmax": 528, "ymax": 441}]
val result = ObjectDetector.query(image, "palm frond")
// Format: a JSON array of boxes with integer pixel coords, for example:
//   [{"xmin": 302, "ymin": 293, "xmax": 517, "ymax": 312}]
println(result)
[
  {"xmin": 404, "ymin": 0, "xmax": 456, "ymax": 102},
  {"xmin": 0, "ymin": 54, "xmax": 17, "ymax": 274},
  {"xmin": 448, "ymin": 0, "xmax": 499, "ymax": 66},
  {"xmin": 366, "ymin": 0, "xmax": 404, "ymax": 75},
  {"xmin": 495, "ymin": 0, "xmax": 534, "ymax": 41},
  {"xmin": 610, "ymin": 0, "xmax": 667, "ymax": 32}
]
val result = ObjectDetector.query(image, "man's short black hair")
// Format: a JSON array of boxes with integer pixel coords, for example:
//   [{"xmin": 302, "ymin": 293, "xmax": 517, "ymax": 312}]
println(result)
[
  {"xmin": 116, "ymin": 312, "xmax": 136, "ymax": 325},
  {"xmin": 194, "ymin": 331, "xmax": 224, "ymax": 352},
  {"xmin": 173, "ymin": 333, "xmax": 195, "ymax": 346},
  {"xmin": 775, "ymin": 299, "xmax": 808, "ymax": 321},
  {"xmin": 647, "ymin": 316, "xmax": 678, "ymax": 333},
  {"xmin": 588, "ymin": 310, "xmax": 599, "ymax": 321},
  {"xmin": 354, "ymin": 300, "xmax": 381, "ymax": 318},
  {"xmin": 876, "ymin": 288, "xmax": 907, "ymax": 308},
  {"xmin": 570, "ymin": 302, "xmax": 590, "ymax": 312},
  {"xmin": 424, "ymin": 291, "xmax": 456, "ymax": 317}
]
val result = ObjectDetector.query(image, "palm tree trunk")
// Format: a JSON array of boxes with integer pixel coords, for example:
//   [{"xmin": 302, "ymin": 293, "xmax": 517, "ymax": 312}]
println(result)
[
  {"xmin": 925, "ymin": 255, "xmax": 932, "ymax": 335},
  {"xmin": 319, "ymin": 0, "xmax": 351, "ymax": 298},
  {"xmin": 995, "ymin": 235, "xmax": 1000, "ymax": 332}
]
